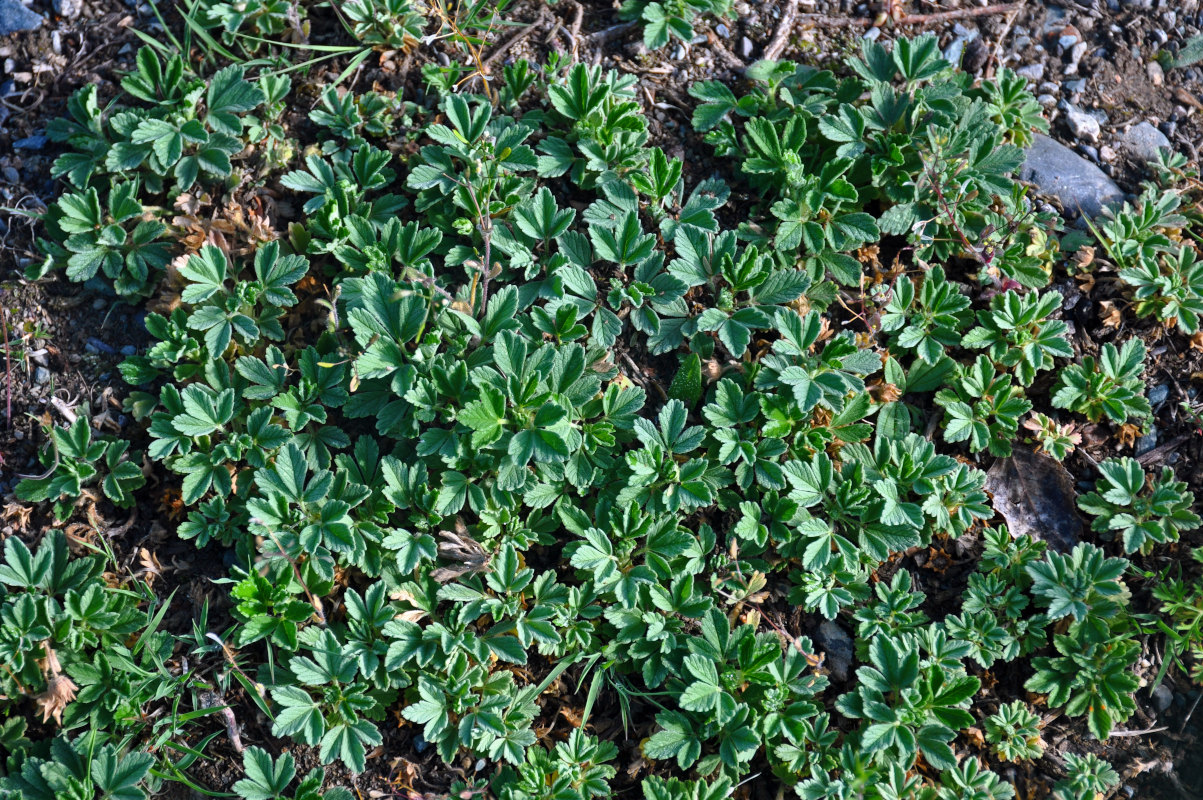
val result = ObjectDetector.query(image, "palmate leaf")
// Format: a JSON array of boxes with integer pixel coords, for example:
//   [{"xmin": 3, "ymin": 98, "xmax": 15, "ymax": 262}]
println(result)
[
  {"xmin": 90, "ymin": 748, "xmax": 153, "ymax": 800},
  {"xmin": 272, "ymin": 685, "xmax": 325, "ymax": 744},
  {"xmin": 178, "ymin": 245, "xmax": 228, "ymax": 304},
  {"xmin": 206, "ymin": 64, "xmax": 266, "ymax": 135},
  {"xmin": 232, "ymin": 747, "xmax": 296, "ymax": 800}
]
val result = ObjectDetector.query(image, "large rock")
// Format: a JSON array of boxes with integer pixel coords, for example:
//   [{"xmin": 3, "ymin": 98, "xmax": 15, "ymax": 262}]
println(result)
[
  {"xmin": 1114, "ymin": 121, "xmax": 1173, "ymax": 165},
  {"xmin": 1020, "ymin": 133, "xmax": 1124, "ymax": 220},
  {"xmin": 0, "ymin": 0, "xmax": 42, "ymax": 34}
]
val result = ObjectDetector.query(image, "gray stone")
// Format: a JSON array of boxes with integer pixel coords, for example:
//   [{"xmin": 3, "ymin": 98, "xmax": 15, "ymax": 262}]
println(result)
[
  {"xmin": 943, "ymin": 38, "xmax": 965, "ymax": 66},
  {"xmin": 714, "ymin": 22, "xmax": 729, "ymax": 38},
  {"xmin": 863, "ymin": 26, "xmax": 881, "ymax": 41},
  {"xmin": 120, "ymin": 345, "xmax": 137, "ymax": 357},
  {"xmin": 1020, "ymin": 134, "xmax": 1125, "ymax": 220},
  {"xmin": 1037, "ymin": 94, "xmax": 1057, "ymax": 107},
  {"xmin": 33, "ymin": 366, "xmax": 51, "ymax": 385},
  {"xmin": 1148, "ymin": 61, "xmax": 1165, "ymax": 87},
  {"xmin": 86, "ymin": 337, "xmax": 115, "ymax": 355},
  {"xmin": 1065, "ymin": 40, "xmax": 1088, "ymax": 75},
  {"xmin": 1148, "ymin": 383, "xmax": 1169, "ymax": 408},
  {"xmin": 1016, "ymin": 63, "xmax": 1045, "ymax": 81},
  {"xmin": 739, "ymin": 36, "xmax": 753, "ymax": 59},
  {"xmin": 1064, "ymin": 78, "xmax": 1087, "ymax": 94},
  {"xmin": 1152, "ymin": 684, "xmax": 1173, "ymax": 714},
  {"xmin": 1115, "ymin": 121, "xmax": 1172, "ymax": 164},
  {"xmin": 52, "ymin": 0, "xmax": 79, "ymax": 17},
  {"xmin": 0, "ymin": 0, "xmax": 42, "ymax": 34},
  {"xmin": 13, "ymin": 134, "xmax": 46, "ymax": 150},
  {"xmin": 815, "ymin": 621, "xmax": 854, "ymax": 682},
  {"xmin": 1066, "ymin": 105, "xmax": 1101, "ymax": 142},
  {"xmin": 1135, "ymin": 429, "xmax": 1158, "ymax": 457}
]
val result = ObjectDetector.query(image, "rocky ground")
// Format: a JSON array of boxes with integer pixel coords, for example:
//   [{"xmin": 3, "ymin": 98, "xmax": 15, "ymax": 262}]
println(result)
[{"xmin": 1, "ymin": 0, "xmax": 1203, "ymax": 796}]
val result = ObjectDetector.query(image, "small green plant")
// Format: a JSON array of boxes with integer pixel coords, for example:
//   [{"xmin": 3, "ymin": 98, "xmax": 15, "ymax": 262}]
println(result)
[
  {"xmin": 619, "ymin": 0, "xmax": 732, "ymax": 50},
  {"xmin": 1078, "ymin": 457, "xmax": 1201, "ymax": 554},
  {"xmin": 1052, "ymin": 753, "xmax": 1119, "ymax": 800},
  {"xmin": 934, "ymin": 354, "xmax": 1032, "ymax": 456},
  {"xmin": 1051, "ymin": 337, "xmax": 1151, "ymax": 424},
  {"xmin": 984, "ymin": 700, "xmax": 1043, "ymax": 762},
  {"xmin": 1146, "ymin": 548, "xmax": 1203, "ymax": 684},
  {"xmin": 1022, "ymin": 412, "xmax": 1081, "ymax": 461},
  {"xmin": 343, "ymin": 0, "xmax": 426, "ymax": 51},
  {"xmin": 232, "ymin": 746, "xmax": 354, "ymax": 800},
  {"xmin": 33, "ymin": 180, "xmax": 171, "ymax": 298},
  {"xmin": 15, "ymin": 417, "xmax": 146, "ymax": 520},
  {"xmin": 960, "ymin": 289, "xmax": 1072, "ymax": 385}
]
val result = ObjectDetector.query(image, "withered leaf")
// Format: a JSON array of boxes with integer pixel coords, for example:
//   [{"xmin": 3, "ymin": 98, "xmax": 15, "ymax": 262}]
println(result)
[
  {"xmin": 430, "ymin": 528, "xmax": 491, "ymax": 583},
  {"xmin": 985, "ymin": 446, "xmax": 1083, "ymax": 552}
]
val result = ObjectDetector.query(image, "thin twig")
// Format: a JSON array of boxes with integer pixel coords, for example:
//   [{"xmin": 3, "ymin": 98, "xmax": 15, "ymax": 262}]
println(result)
[
  {"xmin": 567, "ymin": 0, "xmax": 584, "ymax": 62},
  {"xmin": 899, "ymin": 2, "xmax": 1024, "ymax": 25},
  {"xmin": 711, "ymin": 37, "xmax": 748, "ymax": 71},
  {"xmin": 584, "ymin": 20, "xmax": 637, "ymax": 44},
  {"xmin": 1136, "ymin": 434, "xmax": 1193, "ymax": 467},
  {"xmin": 483, "ymin": 10, "xmax": 546, "ymax": 66},
  {"xmin": 764, "ymin": 0, "xmax": 800, "ymax": 61},
  {"xmin": 794, "ymin": 2, "xmax": 1023, "ymax": 29},
  {"xmin": 1, "ymin": 306, "xmax": 10, "ymax": 430},
  {"xmin": 1107, "ymin": 725, "xmax": 1169, "ymax": 738},
  {"xmin": 986, "ymin": 0, "xmax": 1026, "ymax": 78}
]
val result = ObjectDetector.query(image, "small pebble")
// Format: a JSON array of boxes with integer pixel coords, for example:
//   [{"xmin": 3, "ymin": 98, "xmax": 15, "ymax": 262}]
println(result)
[
  {"xmin": 93, "ymin": 298, "xmax": 107, "ymax": 310},
  {"xmin": 1066, "ymin": 105, "xmax": 1101, "ymax": 141},
  {"xmin": 1151, "ymin": 683, "xmax": 1173, "ymax": 713},
  {"xmin": 739, "ymin": 36, "xmax": 753, "ymax": 59},
  {"xmin": 1148, "ymin": 384, "xmax": 1169, "ymax": 408},
  {"xmin": 1037, "ymin": 94, "xmax": 1056, "ymax": 107},
  {"xmin": 1148, "ymin": 61, "xmax": 1164, "ymax": 87},
  {"xmin": 863, "ymin": 26, "xmax": 881, "ymax": 41},
  {"xmin": 1016, "ymin": 63, "xmax": 1045, "ymax": 81},
  {"xmin": 87, "ymin": 337, "xmax": 116, "ymax": 355},
  {"xmin": 714, "ymin": 22, "xmax": 729, "ymax": 38},
  {"xmin": 1135, "ymin": 430, "xmax": 1158, "ymax": 457},
  {"xmin": 1064, "ymin": 78, "xmax": 1087, "ymax": 94},
  {"xmin": 1065, "ymin": 40, "xmax": 1088, "ymax": 75},
  {"xmin": 1077, "ymin": 144, "xmax": 1099, "ymax": 161},
  {"xmin": 1099, "ymin": 144, "xmax": 1116, "ymax": 162},
  {"xmin": 120, "ymin": 345, "xmax": 137, "ymax": 357},
  {"xmin": 33, "ymin": 367, "xmax": 51, "ymax": 385},
  {"xmin": 13, "ymin": 134, "xmax": 46, "ymax": 151}
]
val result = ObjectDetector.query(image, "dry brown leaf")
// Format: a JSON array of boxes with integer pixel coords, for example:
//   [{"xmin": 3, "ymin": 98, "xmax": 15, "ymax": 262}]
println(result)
[
  {"xmin": 137, "ymin": 548, "xmax": 163, "ymax": 589},
  {"xmin": 1, "ymin": 502, "xmax": 33, "ymax": 533},
  {"xmin": 1116, "ymin": 423, "xmax": 1141, "ymax": 449},
  {"xmin": 1191, "ymin": 331, "xmax": 1203, "ymax": 352},
  {"xmin": 35, "ymin": 676, "xmax": 78, "ymax": 726},
  {"xmin": 35, "ymin": 648, "xmax": 77, "ymax": 726},
  {"xmin": 984, "ymin": 447, "xmax": 1083, "ymax": 552},
  {"xmin": 430, "ymin": 527, "xmax": 491, "ymax": 583},
  {"xmin": 1098, "ymin": 300, "xmax": 1123, "ymax": 329}
]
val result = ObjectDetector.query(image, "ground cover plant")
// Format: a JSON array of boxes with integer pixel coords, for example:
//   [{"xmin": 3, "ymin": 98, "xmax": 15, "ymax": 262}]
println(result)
[{"xmin": 2, "ymin": 4, "xmax": 1203, "ymax": 799}]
